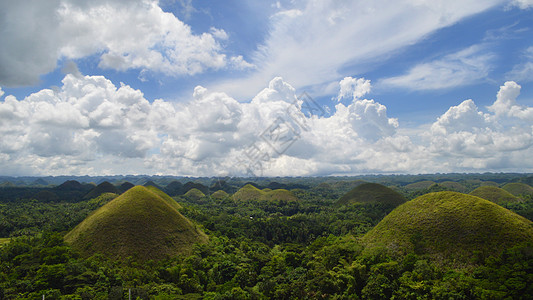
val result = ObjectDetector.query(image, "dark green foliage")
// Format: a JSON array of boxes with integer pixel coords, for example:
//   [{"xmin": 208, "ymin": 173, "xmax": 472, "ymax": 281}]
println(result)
[
  {"xmin": 83, "ymin": 181, "xmax": 120, "ymax": 200},
  {"xmin": 337, "ymin": 182, "xmax": 407, "ymax": 210},
  {"xmin": 1, "ymin": 175, "xmax": 533, "ymax": 298}
]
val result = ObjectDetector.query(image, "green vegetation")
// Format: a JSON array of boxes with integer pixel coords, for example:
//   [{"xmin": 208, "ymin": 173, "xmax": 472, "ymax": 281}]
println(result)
[
  {"xmin": 1, "ymin": 175, "xmax": 533, "ymax": 298},
  {"xmin": 65, "ymin": 186, "xmax": 207, "ymax": 261},
  {"xmin": 83, "ymin": 181, "xmax": 119, "ymax": 200},
  {"xmin": 470, "ymin": 186, "xmax": 520, "ymax": 204},
  {"xmin": 233, "ymin": 184, "xmax": 299, "ymax": 202},
  {"xmin": 210, "ymin": 190, "xmax": 229, "ymax": 200},
  {"xmin": 362, "ymin": 191, "xmax": 533, "ymax": 266},
  {"xmin": 503, "ymin": 182, "xmax": 533, "ymax": 197},
  {"xmin": 0, "ymin": 238, "xmax": 9, "ymax": 247},
  {"xmin": 337, "ymin": 182, "xmax": 407, "ymax": 208},
  {"xmin": 184, "ymin": 188, "xmax": 206, "ymax": 201}
]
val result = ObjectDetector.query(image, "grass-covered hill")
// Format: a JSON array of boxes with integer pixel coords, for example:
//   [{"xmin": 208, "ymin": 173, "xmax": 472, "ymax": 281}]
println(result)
[
  {"xmin": 211, "ymin": 190, "xmax": 229, "ymax": 200},
  {"xmin": 83, "ymin": 181, "xmax": 120, "ymax": 200},
  {"xmin": 404, "ymin": 180, "xmax": 436, "ymax": 190},
  {"xmin": 362, "ymin": 192, "xmax": 533, "ymax": 267},
  {"xmin": 469, "ymin": 186, "xmax": 520, "ymax": 204},
  {"xmin": 232, "ymin": 184, "xmax": 299, "ymax": 202},
  {"xmin": 184, "ymin": 188, "xmax": 206, "ymax": 201},
  {"xmin": 64, "ymin": 186, "xmax": 207, "ymax": 261},
  {"xmin": 502, "ymin": 182, "xmax": 533, "ymax": 197},
  {"xmin": 145, "ymin": 185, "xmax": 183, "ymax": 210},
  {"xmin": 337, "ymin": 182, "xmax": 407, "ymax": 207}
]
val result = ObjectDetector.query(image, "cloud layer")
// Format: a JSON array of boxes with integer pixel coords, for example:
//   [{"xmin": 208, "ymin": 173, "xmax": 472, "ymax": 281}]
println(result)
[
  {"xmin": 1, "ymin": 74, "xmax": 532, "ymax": 176},
  {"xmin": 0, "ymin": 0, "xmax": 250, "ymax": 86}
]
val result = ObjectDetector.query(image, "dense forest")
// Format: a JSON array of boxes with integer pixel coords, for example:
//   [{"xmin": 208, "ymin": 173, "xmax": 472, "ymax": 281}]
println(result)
[{"xmin": 1, "ymin": 174, "xmax": 533, "ymax": 299}]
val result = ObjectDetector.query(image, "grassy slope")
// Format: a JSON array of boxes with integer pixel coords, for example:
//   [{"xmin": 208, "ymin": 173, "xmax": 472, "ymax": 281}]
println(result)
[
  {"xmin": 184, "ymin": 188, "xmax": 206, "ymax": 200},
  {"xmin": 211, "ymin": 190, "xmax": 229, "ymax": 200},
  {"xmin": 502, "ymin": 183, "xmax": 533, "ymax": 197},
  {"xmin": 362, "ymin": 192, "xmax": 533, "ymax": 266},
  {"xmin": 232, "ymin": 184, "xmax": 299, "ymax": 202},
  {"xmin": 145, "ymin": 185, "xmax": 183, "ymax": 210},
  {"xmin": 65, "ymin": 186, "xmax": 207, "ymax": 261},
  {"xmin": 337, "ymin": 183, "xmax": 407, "ymax": 207},
  {"xmin": 469, "ymin": 186, "xmax": 520, "ymax": 204},
  {"xmin": 405, "ymin": 181, "xmax": 436, "ymax": 190}
]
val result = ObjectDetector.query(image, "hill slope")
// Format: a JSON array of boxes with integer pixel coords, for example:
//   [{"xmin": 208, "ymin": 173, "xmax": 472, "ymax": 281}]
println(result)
[
  {"xmin": 65, "ymin": 186, "xmax": 207, "ymax": 261},
  {"xmin": 232, "ymin": 184, "xmax": 299, "ymax": 202},
  {"xmin": 84, "ymin": 181, "xmax": 120, "ymax": 200},
  {"xmin": 362, "ymin": 192, "xmax": 533, "ymax": 266},
  {"xmin": 337, "ymin": 182, "xmax": 407, "ymax": 207},
  {"xmin": 502, "ymin": 182, "xmax": 533, "ymax": 197},
  {"xmin": 469, "ymin": 186, "xmax": 520, "ymax": 204}
]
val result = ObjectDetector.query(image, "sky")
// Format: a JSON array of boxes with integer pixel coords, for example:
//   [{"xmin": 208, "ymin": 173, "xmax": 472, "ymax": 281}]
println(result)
[{"xmin": 1, "ymin": 0, "xmax": 533, "ymax": 177}]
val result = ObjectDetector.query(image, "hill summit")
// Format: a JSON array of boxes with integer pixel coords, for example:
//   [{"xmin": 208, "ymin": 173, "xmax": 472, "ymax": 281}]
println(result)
[
  {"xmin": 65, "ymin": 186, "xmax": 207, "ymax": 261},
  {"xmin": 337, "ymin": 182, "xmax": 407, "ymax": 208},
  {"xmin": 362, "ymin": 192, "xmax": 533, "ymax": 267},
  {"xmin": 232, "ymin": 184, "xmax": 299, "ymax": 202}
]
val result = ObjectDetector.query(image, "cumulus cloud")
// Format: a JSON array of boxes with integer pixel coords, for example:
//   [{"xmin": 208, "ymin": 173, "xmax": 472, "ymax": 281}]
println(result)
[
  {"xmin": 1, "ymin": 74, "xmax": 533, "ymax": 176},
  {"xmin": 427, "ymin": 81, "xmax": 533, "ymax": 170},
  {"xmin": 337, "ymin": 77, "xmax": 371, "ymax": 102},
  {"xmin": 380, "ymin": 45, "xmax": 494, "ymax": 90},
  {"xmin": 0, "ymin": 0, "xmax": 249, "ymax": 86}
]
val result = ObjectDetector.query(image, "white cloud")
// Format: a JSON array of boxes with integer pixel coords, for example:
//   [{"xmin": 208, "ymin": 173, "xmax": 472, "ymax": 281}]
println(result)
[
  {"xmin": 506, "ymin": 46, "xmax": 533, "ymax": 83},
  {"xmin": 511, "ymin": 0, "xmax": 533, "ymax": 9},
  {"xmin": 380, "ymin": 45, "xmax": 494, "ymax": 90},
  {"xmin": 337, "ymin": 77, "xmax": 371, "ymax": 101},
  {"xmin": 211, "ymin": 0, "xmax": 503, "ymax": 99},
  {"xmin": 1, "ymin": 74, "xmax": 533, "ymax": 176},
  {"xmin": 0, "ymin": 87, "xmax": 4, "ymax": 98},
  {"xmin": 0, "ymin": 0, "xmax": 249, "ymax": 86}
]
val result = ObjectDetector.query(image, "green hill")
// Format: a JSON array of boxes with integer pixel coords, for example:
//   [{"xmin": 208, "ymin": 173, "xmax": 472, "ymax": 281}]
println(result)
[
  {"xmin": 469, "ymin": 186, "xmax": 520, "ymax": 204},
  {"xmin": 362, "ymin": 192, "xmax": 533, "ymax": 267},
  {"xmin": 211, "ymin": 190, "xmax": 229, "ymax": 200},
  {"xmin": 438, "ymin": 181, "xmax": 467, "ymax": 192},
  {"xmin": 337, "ymin": 183, "xmax": 407, "ymax": 207},
  {"xmin": 502, "ymin": 183, "xmax": 533, "ymax": 197},
  {"xmin": 145, "ymin": 185, "xmax": 182, "ymax": 210},
  {"xmin": 184, "ymin": 188, "xmax": 206, "ymax": 201},
  {"xmin": 83, "ymin": 181, "xmax": 120, "ymax": 200},
  {"xmin": 232, "ymin": 184, "xmax": 299, "ymax": 202},
  {"xmin": 404, "ymin": 181, "xmax": 436, "ymax": 190},
  {"xmin": 65, "ymin": 186, "xmax": 207, "ymax": 261}
]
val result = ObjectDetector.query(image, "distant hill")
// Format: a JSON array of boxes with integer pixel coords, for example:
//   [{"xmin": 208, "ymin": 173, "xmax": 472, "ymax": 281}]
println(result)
[
  {"xmin": 83, "ymin": 181, "xmax": 120, "ymax": 200},
  {"xmin": 65, "ymin": 186, "xmax": 207, "ymax": 261},
  {"xmin": 145, "ymin": 185, "xmax": 183, "ymax": 210},
  {"xmin": 232, "ymin": 184, "xmax": 299, "ymax": 202},
  {"xmin": 404, "ymin": 181, "xmax": 436, "ymax": 190},
  {"xmin": 183, "ymin": 182, "xmax": 209, "ymax": 195},
  {"xmin": 502, "ymin": 183, "xmax": 533, "ymax": 197},
  {"xmin": 362, "ymin": 192, "xmax": 533, "ymax": 267},
  {"xmin": 210, "ymin": 190, "xmax": 229, "ymax": 200},
  {"xmin": 469, "ymin": 186, "xmax": 520, "ymax": 204},
  {"xmin": 143, "ymin": 180, "xmax": 164, "ymax": 191},
  {"xmin": 337, "ymin": 183, "xmax": 407, "ymax": 208},
  {"xmin": 184, "ymin": 188, "xmax": 206, "ymax": 201},
  {"xmin": 164, "ymin": 180, "xmax": 184, "ymax": 196},
  {"xmin": 118, "ymin": 182, "xmax": 135, "ymax": 193},
  {"xmin": 437, "ymin": 181, "xmax": 467, "ymax": 193}
]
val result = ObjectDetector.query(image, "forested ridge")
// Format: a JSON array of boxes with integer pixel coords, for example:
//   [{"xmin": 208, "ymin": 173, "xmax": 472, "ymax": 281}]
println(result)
[{"xmin": 0, "ymin": 174, "xmax": 533, "ymax": 299}]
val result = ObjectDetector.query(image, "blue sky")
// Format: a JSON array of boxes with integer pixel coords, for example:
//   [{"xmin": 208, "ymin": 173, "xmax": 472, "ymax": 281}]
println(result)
[{"xmin": 1, "ymin": 0, "xmax": 533, "ymax": 176}]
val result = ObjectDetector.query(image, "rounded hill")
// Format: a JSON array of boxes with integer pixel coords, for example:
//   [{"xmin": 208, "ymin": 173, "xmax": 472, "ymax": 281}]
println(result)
[
  {"xmin": 337, "ymin": 183, "xmax": 407, "ymax": 207},
  {"xmin": 232, "ymin": 184, "xmax": 299, "ymax": 202},
  {"xmin": 64, "ymin": 186, "xmax": 207, "ymax": 261},
  {"xmin": 84, "ymin": 181, "xmax": 120, "ymax": 200},
  {"xmin": 469, "ymin": 186, "xmax": 520, "ymax": 204},
  {"xmin": 362, "ymin": 192, "xmax": 533, "ymax": 266},
  {"xmin": 502, "ymin": 183, "xmax": 533, "ymax": 197}
]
